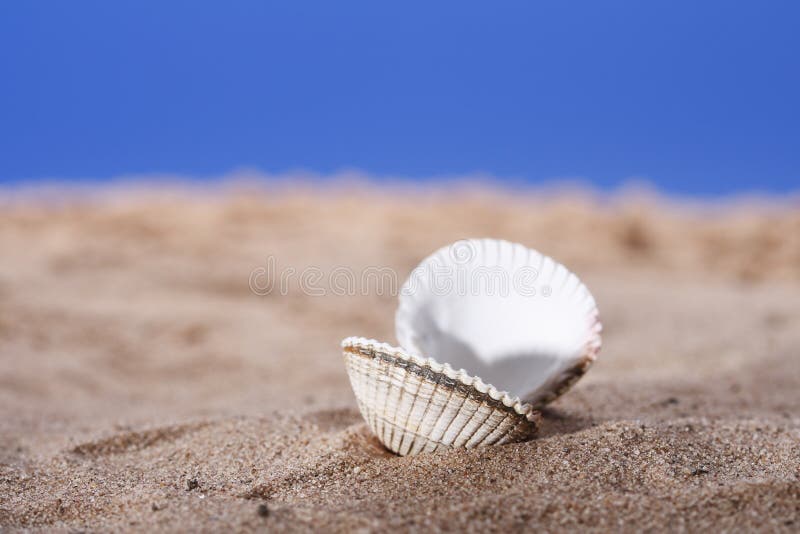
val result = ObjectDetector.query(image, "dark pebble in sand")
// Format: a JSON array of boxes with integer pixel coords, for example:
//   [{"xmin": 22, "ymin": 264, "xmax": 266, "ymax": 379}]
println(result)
[
  {"xmin": 186, "ymin": 478, "xmax": 199, "ymax": 491},
  {"xmin": 257, "ymin": 503, "xmax": 270, "ymax": 517}
]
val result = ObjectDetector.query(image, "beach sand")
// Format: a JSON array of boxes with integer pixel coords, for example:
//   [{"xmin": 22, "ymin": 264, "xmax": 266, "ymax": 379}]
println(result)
[{"xmin": 1, "ymin": 186, "xmax": 799, "ymax": 532}]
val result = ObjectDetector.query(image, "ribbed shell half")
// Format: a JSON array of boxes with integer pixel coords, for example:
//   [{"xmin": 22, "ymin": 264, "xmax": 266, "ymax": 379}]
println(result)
[{"xmin": 342, "ymin": 337, "xmax": 540, "ymax": 456}]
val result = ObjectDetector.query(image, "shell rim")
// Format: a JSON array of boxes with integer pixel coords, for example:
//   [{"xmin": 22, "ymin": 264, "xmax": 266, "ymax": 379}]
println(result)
[{"xmin": 341, "ymin": 336, "xmax": 538, "ymax": 422}]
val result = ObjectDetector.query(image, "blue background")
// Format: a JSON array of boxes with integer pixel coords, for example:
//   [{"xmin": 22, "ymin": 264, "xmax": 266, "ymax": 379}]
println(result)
[{"xmin": 1, "ymin": 1, "xmax": 798, "ymax": 195}]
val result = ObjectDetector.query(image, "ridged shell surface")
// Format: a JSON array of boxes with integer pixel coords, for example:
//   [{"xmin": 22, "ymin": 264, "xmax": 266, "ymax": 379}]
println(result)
[
  {"xmin": 342, "ymin": 337, "xmax": 539, "ymax": 456},
  {"xmin": 396, "ymin": 238, "xmax": 602, "ymax": 408}
]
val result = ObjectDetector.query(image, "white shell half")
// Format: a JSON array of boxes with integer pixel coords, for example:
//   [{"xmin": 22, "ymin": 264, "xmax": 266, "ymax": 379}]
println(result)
[
  {"xmin": 342, "ymin": 337, "xmax": 540, "ymax": 456},
  {"xmin": 396, "ymin": 238, "xmax": 602, "ymax": 408}
]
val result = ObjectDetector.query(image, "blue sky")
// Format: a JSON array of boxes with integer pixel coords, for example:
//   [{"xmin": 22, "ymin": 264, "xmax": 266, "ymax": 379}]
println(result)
[{"xmin": 1, "ymin": 1, "xmax": 798, "ymax": 195}]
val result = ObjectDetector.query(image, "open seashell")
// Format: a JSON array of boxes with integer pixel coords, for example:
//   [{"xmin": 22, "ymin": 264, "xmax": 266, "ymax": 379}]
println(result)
[{"xmin": 342, "ymin": 239, "xmax": 602, "ymax": 455}]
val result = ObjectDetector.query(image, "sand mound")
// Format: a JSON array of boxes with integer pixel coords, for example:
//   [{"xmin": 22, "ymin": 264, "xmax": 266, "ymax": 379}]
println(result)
[{"xmin": 1, "ymin": 187, "xmax": 799, "ymax": 531}]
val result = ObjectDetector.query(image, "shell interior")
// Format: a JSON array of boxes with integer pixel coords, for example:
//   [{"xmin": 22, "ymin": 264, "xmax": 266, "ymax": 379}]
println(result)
[{"xmin": 396, "ymin": 239, "xmax": 601, "ymax": 408}]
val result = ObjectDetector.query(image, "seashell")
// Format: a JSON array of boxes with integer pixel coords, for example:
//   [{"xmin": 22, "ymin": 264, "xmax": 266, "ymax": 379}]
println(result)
[{"xmin": 342, "ymin": 238, "xmax": 601, "ymax": 455}]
